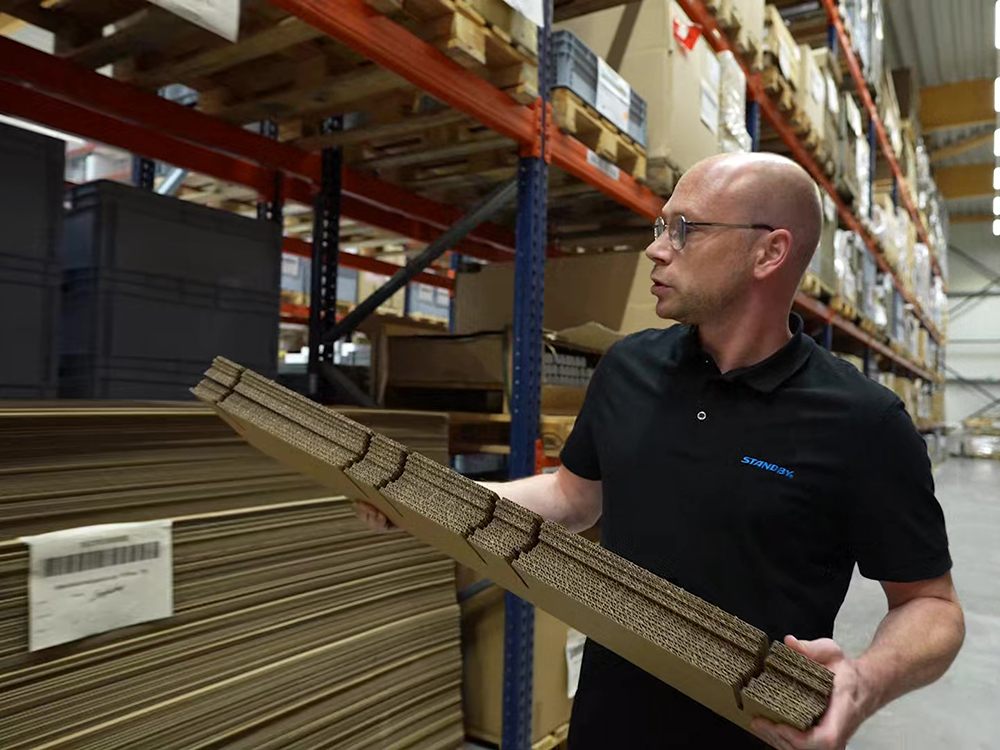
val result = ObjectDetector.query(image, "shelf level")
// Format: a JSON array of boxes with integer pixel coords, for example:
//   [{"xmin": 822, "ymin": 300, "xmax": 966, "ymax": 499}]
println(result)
[
  {"xmin": 818, "ymin": 0, "xmax": 944, "ymax": 284},
  {"xmin": 675, "ymin": 0, "xmax": 942, "ymax": 347},
  {"xmin": 272, "ymin": 0, "xmax": 664, "ymax": 219}
]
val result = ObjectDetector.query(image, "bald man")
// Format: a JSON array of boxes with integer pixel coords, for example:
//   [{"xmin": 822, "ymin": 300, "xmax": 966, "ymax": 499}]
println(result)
[{"xmin": 355, "ymin": 153, "xmax": 964, "ymax": 749}]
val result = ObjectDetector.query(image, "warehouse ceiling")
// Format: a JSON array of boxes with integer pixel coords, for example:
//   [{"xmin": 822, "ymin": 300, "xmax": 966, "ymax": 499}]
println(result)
[
  {"xmin": 884, "ymin": 0, "xmax": 993, "ymax": 87},
  {"xmin": 885, "ymin": 0, "xmax": 995, "ymax": 219}
]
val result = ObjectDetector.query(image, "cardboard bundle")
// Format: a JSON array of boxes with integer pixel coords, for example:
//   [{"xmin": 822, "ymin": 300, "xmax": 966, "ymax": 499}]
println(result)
[
  {"xmin": 0, "ymin": 403, "xmax": 463, "ymax": 749},
  {"xmin": 193, "ymin": 358, "xmax": 834, "ymax": 735}
]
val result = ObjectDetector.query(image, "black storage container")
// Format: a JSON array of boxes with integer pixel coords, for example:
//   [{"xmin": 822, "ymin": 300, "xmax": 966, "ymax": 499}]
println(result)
[
  {"xmin": 0, "ymin": 122, "xmax": 64, "ymax": 397},
  {"xmin": 0, "ymin": 121, "xmax": 65, "ymax": 262},
  {"xmin": 0, "ymin": 256, "xmax": 59, "ymax": 398},
  {"xmin": 59, "ymin": 181, "xmax": 281, "ymax": 399}
]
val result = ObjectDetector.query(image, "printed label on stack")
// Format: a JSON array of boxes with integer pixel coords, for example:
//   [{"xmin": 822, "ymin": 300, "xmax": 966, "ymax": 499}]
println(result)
[
  {"xmin": 22, "ymin": 520, "xmax": 174, "ymax": 651},
  {"xmin": 586, "ymin": 149, "xmax": 621, "ymax": 180}
]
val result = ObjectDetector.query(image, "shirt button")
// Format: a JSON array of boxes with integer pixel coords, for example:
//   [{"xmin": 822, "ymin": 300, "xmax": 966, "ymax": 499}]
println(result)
[{"xmin": 697, "ymin": 410, "xmax": 707, "ymax": 421}]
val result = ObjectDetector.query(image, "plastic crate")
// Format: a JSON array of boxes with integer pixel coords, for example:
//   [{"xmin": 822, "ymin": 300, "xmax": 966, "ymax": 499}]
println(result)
[
  {"xmin": 0, "ymin": 254, "xmax": 59, "ymax": 398},
  {"xmin": 58, "ymin": 268, "xmax": 278, "ymax": 399},
  {"xmin": 62, "ymin": 180, "xmax": 281, "ymax": 294},
  {"xmin": 551, "ymin": 29, "xmax": 648, "ymax": 148},
  {"xmin": 0, "ymin": 122, "xmax": 64, "ymax": 262}
]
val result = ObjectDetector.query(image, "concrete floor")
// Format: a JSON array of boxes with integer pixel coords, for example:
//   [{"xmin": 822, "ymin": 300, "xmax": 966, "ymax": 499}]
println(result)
[{"xmin": 834, "ymin": 457, "xmax": 1000, "ymax": 749}]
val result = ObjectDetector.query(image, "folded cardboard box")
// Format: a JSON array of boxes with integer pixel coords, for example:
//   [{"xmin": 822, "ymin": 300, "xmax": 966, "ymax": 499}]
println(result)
[{"xmin": 192, "ymin": 358, "xmax": 835, "ymax": 737}]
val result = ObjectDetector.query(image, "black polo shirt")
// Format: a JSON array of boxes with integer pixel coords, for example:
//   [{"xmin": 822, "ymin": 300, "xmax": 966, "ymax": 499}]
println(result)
[{"xmin": 561, "ymin": 315, "xmax": 951, "ymax": 749}]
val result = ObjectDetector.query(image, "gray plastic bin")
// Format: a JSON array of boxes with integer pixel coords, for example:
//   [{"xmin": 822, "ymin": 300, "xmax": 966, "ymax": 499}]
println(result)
[{"xmin": 552, "ymin": 29, "xmax": 648, "ymax": 148}]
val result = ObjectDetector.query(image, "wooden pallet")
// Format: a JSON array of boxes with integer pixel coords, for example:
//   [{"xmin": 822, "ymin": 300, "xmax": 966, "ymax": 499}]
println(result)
[
  {"xmin": 550, "ymin": 88, "xmax": 648, "ymax": 181},
  {"xmin": 372, "ymin": 0, "xmax": 539, "ymax": 103},
  {"xmin": 533, "ymin": 723, "xmax": 570, "ymax": 750},
  {"xmin": 799, "ymin": 271, "xmax": 833, "ymax": 303},
  {"xmin": 761, "ymin": 66, "xmax": 795, "ymax": 115},
  {"xmin": 831, "ymin": 295, "xmax": 858, "ymax": 322}
]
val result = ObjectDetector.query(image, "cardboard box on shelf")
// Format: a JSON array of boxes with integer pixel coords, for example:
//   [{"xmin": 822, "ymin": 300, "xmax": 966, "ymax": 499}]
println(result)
[
  {"xmin": 461, "ymin": 581, "xmax": 575, "ymax": 745},
  {"xmin": 891, "ymin": 67, "xmax": 919, "ymax": 123},
  {"xmin": 556, "ymin": 0, "xmax": 721, "ymax": 176},
  {"xmin": 727, "ymin": 0, "xmax": 765, "ymax": 48},
  {"xmin": 356, "ymin": 253, "xmax": 406, "ymax": 317},
  {"xmin": 763, "ymin": 4, "xmax": 802, "ymax": 90},
  {"xmin": 796, "ymin": 44, "xmax": 827, "ymax": 141},
  {"xmin": 382, "ymin": 331, "xmax": 592, "ymax": 416},
  {"xmin": 812, "ymin": 48, "xmax": 842, "ymax": 169},
  {"xmin": 808, "ymin": 192, "xmax": 838, "ymax": 292},
  {"xmin": 454, "ymin": 250, "xmax": 669, "ymax": 338}
]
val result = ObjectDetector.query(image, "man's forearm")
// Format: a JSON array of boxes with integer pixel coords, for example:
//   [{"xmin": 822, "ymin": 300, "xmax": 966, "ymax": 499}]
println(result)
[
  {"xmin": 480, "ymin": 473, "xmax": 597, "ymax": 532},
  {"xmin": 855, "ymin": 596, "xmax": 965, "ymax": 716}
]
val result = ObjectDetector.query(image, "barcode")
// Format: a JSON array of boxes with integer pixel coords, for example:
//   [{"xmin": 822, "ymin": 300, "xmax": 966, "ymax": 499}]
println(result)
[{"xmin": 42, "ymin": 542, "xmax": 161, "ymax": 578}]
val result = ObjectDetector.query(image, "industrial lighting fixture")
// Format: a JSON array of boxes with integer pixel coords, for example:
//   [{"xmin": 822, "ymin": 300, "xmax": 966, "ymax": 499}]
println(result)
[
  {"xmin": 0, "ymin": 114, "xmax": 86, "ymax": 146},
  {"xmin": 994, "ymin": 219, "xmax": 1000, "ymax": 237},
  {"xmin": 994, "ymin": 196, "xmax": 1000, "ymax": 215}
]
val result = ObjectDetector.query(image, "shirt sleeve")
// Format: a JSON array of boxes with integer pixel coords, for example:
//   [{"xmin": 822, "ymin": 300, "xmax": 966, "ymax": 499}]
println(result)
[
  {"xmin": 850, "ymin": 399, "xmax": 952, "ymax": 582},
  {"xmin": 558, "ymin": 350, "xmax": 611, "ymax": 481}
]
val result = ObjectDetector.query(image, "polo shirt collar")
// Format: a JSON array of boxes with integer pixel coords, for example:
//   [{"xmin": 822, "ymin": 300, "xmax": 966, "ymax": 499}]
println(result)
[{"xmin": 679, "ymin": 313, "xmax": 814, "ymax": 393}]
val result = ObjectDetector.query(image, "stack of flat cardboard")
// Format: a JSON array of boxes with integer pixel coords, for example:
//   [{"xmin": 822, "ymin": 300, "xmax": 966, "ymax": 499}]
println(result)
[
  {"xmin": 0, "ymin": 403, "xmax": 463, "ymax": 749},
  {"xmin": 193, "ymin": 357, "xmax": 834, "ymax": 736}
]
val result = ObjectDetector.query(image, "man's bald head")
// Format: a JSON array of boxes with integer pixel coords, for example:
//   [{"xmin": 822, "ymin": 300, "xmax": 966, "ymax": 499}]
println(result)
[
  {"xmin": 646, "ymin": 152, "xmax": 824, "ymax": 326},
  {"xmin": 681, "ymin": 152, "xmax": 823, "ymax": 279}
]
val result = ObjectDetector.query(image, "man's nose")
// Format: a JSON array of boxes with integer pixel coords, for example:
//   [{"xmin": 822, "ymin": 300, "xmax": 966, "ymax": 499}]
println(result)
[{"xmin": 645, "ymin": 237, "xmax": 672, "ymax": 265}]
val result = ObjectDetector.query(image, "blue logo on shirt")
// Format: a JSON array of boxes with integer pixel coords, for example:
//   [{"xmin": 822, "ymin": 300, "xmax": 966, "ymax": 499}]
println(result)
[{"xmin": 742, "ymin": 456, "xmax": 794, "ymax": 479}]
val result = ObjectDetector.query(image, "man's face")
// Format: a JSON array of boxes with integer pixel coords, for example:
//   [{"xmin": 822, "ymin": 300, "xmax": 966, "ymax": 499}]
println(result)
[{"xmin": 644, "ymin": 173, "xmax": 756, "ymax": 325}]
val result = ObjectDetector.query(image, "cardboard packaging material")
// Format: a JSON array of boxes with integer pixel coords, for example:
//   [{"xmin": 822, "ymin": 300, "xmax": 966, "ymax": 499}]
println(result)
[
  {"xmin": 833, "ymin": 229, "xmax": 859, "ymax": 305},
  {"xmin": 0, "ymin": 404, "xmax": 463, "ymax": 749},
  {"xmin": 718, "ymin": 50, "xmax": 753, "ymax": 153},
  {"xmin": 192, "ymin": 358, "xmax": 835, "ymax": 737},
  {"xmin": 461, "ymin": 580, "xmax": 575, "ymax": 744},
  {"xmin": 764, "ymin": 4, "xmax": 801, "ymax": 90},
  {"xmin": 808, "ymin": 193, "xmax": 838, "ymax": 292},
  {"xmin": 812, "ymin": 48, "xmax": 842, "ymax": 175},
  {"xmin": 796, "ymin": 44, "xmax": 826, "ymax": 138},
  {"xmin": 556, "ymin": 0, "xmax": 721, "ymax": 176},
  {"xmin": 454, "ymin": 251, "xmax": 669, "ymax": 338},
  {"xmin": 728, "ymin": 0, "xmax": 766, "ymax": 48}
]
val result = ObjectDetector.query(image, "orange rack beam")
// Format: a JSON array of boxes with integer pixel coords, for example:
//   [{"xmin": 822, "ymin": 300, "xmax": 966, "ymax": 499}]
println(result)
[{"xmin": 675, "ymin": 0, "xmax": 942, "ymax": 347}]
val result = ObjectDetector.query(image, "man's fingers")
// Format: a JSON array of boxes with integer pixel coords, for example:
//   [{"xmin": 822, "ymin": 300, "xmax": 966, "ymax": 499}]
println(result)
[
  {"xmin": 784, "ymin": 635, "xmax": 843, "ymax": 665},
  {"xmin": 352, "ymin": 501, "xmax": 394, "ymax": 533}
]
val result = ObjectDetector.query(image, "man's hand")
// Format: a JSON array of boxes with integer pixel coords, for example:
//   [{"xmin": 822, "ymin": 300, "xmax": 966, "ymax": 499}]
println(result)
[
  {"xmin": 353, "ymin": 500, "xmax": 395, "ymax": 533},
  {"xmin": 750, "ymin": 635, "xmax": 873, "ymax": 750}
]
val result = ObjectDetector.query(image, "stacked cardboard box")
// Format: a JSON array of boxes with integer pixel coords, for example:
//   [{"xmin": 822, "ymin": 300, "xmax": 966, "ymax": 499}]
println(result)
[
  {"xmin": 556, "ymin": 0, "xmax": 721, "ymax": 183},
  {"xmin": 0, "ymin": 404, "xmax": 462, "ymax": 749},
  {"xmin": 193, "ymin": 358, "xmax": 835, "ymax": 736},
  {"xmin": 837, "ymin": 93, "xmax": 863, "ymax": 204},
  {"xmin": 763, "ymin": 4, "xmax": 802, "ymax": 90}
]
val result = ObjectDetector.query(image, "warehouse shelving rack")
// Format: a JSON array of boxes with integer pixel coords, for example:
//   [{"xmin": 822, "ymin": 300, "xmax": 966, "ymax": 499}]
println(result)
[{"xmin": 0, "ymin": 0, "xmax": 946, "ymax": 746}]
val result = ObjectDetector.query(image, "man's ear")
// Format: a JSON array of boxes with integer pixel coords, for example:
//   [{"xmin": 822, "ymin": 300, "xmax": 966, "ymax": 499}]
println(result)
[{"xmin": 752, "ymin": 229, "xmax": 793, "ymax": 280}]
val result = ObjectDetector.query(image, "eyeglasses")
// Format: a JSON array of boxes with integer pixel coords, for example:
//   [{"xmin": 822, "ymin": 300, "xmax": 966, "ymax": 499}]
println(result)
[{"xmin": 653, "ymin": 215, "xmax": 777, "ymax": 251}]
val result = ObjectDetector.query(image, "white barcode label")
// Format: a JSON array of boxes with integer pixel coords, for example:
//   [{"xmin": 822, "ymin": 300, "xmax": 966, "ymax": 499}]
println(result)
[
  {"xmin": 596, "ymin": 58, "xmax": 631, "ymax": 132},
  {"xmin": 281, "ymin": 254, "xmax": 300, "ymax": 277},
  {"xmin": 22, "ymin": 521, "xmax": 173, "ymax": 651},
  {"xmin": 586, "ymin": 149, "xmax": 620, "ymax": 180},
  {"xmin": 43, "ymin": 542, "xmax": 161, "ymax": 577}
]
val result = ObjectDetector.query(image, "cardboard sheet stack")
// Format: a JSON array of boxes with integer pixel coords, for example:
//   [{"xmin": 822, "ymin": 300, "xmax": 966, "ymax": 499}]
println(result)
[
  {"xmin": 0, "ymin": 403, "xmax": 462, "ymax": 749},
  {"xmin": 193, "ymin": 357, "xmax": 835, "ymax": 736}
]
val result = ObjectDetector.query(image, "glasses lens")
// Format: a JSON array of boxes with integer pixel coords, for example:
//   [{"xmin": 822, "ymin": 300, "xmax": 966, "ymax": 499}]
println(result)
[
  {"xmin": 653, "ymin": 217, "xmax": 665, "ymax": 241},
  {"xmin": 668, "ymin": 215, "xmax": 686, "ymax": 249}
]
